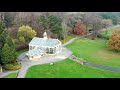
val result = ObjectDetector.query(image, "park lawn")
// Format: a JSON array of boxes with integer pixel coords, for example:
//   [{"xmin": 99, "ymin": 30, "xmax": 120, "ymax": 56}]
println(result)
[
  {"xmin": 25, "ymin": 58, "xmax": 120, "ymax": 78},
  {"xmin": 4, "ymin": 73, "xmax": 17, "ymax": 78},
  {"xmin": 60, "ymin": 35, "xmax": 75, "ymax": 44},
  {"xmin": 66, "ymin": 38, "xmax": 120, "ymax": 68},
  {"xmin": 99, "ymin": 25, "xmax": 120, "ymax": 39},
  {"xmin": 16, "ymin": 48, "xmax": 28, "ymax": 57}
]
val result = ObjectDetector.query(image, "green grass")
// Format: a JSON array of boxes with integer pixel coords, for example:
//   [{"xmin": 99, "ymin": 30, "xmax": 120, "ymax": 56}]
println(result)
[
  {"xmin": 16, "ymin": 48, "xmax": 28, "ymax": 57},
  {"xmin": 25, "ymin": 59, "xmax": 120, "ymax": 78},
  {"xmin": 60, "ymin": 35, "xmax": 75, "ymax": 44},
  {"xmin": 66, "ymin": 38, "xmax": 120, "ymax": 68},
  {"xmin": 98, "ymin": 25, "xmax": 120, "ymax": 39},
  {"xmin": 4, "ymin": 73, "xmax": 17, "ymax": 78}
]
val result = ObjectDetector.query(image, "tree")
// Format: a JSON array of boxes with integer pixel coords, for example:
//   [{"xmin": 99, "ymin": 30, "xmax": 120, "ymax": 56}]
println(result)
[
  {"xmin": 0, "ymin": 20, "xmax": 5, "ymax": 34},
  {"xmin": 49, "ymin": 15, "xmax": 62, "ymax": 35},
  {"xmin": 97, "ymin": 12, "xmax": 120, "ymax": 25},
  {"xmin": 107, "ymin": 30, "xmax": 120, "ymax": 51},
  {"xmin": 38, "ymin": 15, "xmax": 62, "ymax": 38},
  {"xmin": 0, "ymin": 30, "xmax": 8, "ymax": 64},
  {"xmin": 0, "ymin": 21, "xmax": 6, "ymax": 48},
  {"xmin": 66, "ymin": 13, "xmax": 84, "ymax": 33},
  {"xmin": 4, "ymin": 12, "xmax": 17, "ymax": 28},
  {"xmin": 38, "ymin": 15, "xmax": 50, "ymax": 31},
  {"xmin": 19, "ymin": 36, "xmax": 25, "ymax": 44},
  {"xmin": 60, "ymin": 21, "xmax": 68, "ymax": 40},
  {"xmin": 102, "ymin": 19, "xmax": 113, "ymax": 28},
  {"xmin": 17, "ymin": 25, "xmax": 37, "ymax": 42},
  {"xmin": 74, "ymin": 21, "xmax": 86, "ymax": 35},
  {"xmin": 6, "ymin": 35, "xmax": 16, "ymax": 51},
  {"xmin": 1, "ymin": 43, "xmax": 16, "ymax": 65}
]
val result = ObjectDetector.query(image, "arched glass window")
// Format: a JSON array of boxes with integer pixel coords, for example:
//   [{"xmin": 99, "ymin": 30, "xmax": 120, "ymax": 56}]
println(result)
[
  {"xmin": 46, "ymin": 48, "xmax": 49, "ymax": 53},
  {"xmin": 50, "ymin": 48, "xmax": 53, "ymax": 54},
  {"xmin": 30, "ymin": 46, "xmax": 32, "ymax": 50}
]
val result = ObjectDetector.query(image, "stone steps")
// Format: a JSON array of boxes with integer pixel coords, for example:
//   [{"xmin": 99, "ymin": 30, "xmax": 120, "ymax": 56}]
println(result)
[{"xmin": 69, "ymin": 55, "xmax": 86, "ymax": 65}]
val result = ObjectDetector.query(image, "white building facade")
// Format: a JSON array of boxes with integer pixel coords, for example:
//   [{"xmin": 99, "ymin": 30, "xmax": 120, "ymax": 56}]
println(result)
[{"xmin": 26, "ymin": 32, "xmax": 62, "ymax": 60}]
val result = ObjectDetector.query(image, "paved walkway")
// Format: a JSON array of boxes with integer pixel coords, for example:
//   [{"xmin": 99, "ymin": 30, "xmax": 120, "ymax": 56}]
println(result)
[
  {"xmin": 17, "ymin": 47, "xmax": 72, "ymax": 78},
  {"xmin": 63, "ymin": 33, "xmax": 93, "ymax": 46},
  {"xmin": 0, "ymin": 70, "xmax": 18, "ymax": 78},
  {"xmin": 69, "ymin": 55, "xmax": 120, "ymax": 73},
  {"xmin": 84, "ymin": 62, "xmax": 120, "ymax": 73}
]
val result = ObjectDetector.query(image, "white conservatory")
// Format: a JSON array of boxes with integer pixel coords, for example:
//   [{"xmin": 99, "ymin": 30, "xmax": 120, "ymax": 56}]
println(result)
[{"xmin": 26, "ymin": 32, "xmax": 62, "ymax": 60}]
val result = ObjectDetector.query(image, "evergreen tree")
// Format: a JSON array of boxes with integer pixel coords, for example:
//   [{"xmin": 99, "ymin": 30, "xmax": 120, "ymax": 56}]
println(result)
[
  {"xmin": 39, "ymin": 15, "xmax": 62, "ymax": 38},
  {"xmin": 49, "ymin": 15, "xmax": 62, "ymax": 34},
  {"xmin": 6, "ymin": 35, "xmax": 16, "ymax": 51},
  {"xmin": 0, "ymin": 21, "xmax": 5, "ymax": 34},
  {"xmin": 0, "ymin": 21, "xmax": 6, "ymax": 50},
  {"xmin": 1, "ymin": 43, "xmax": 16, "ymax": 64}
]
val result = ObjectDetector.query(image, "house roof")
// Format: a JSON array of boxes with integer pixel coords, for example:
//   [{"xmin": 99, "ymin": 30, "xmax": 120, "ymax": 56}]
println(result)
[{"xmin": 29, "ymin": 37, "xmax": 60, "ymax": 47}]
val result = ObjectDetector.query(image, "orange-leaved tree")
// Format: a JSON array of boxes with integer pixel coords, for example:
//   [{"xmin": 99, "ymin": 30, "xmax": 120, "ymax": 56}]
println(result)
[
  {"xmin": 74, "ymin": 21, "xmax": 86, "ymax": 35},
  {"xmin": 107, "ymin": 30, "xmax": 120, "ymax": 51}
]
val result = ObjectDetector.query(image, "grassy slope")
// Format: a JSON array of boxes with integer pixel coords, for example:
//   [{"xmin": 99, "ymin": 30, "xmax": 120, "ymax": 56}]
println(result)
[
  {"xmin": 66, "ymin": 38, "xmax": 120, "ymax": 68},
  {"xmin": 26, "ymin": 59, "xmax": 120, "ymax": 78},
  {"xmin": 60, "ymin": 35, "xmax": 75, "ymax": 44},
  {"xmin": 4, "ymin": 73, "xmax": 17, "ymax": 78}
]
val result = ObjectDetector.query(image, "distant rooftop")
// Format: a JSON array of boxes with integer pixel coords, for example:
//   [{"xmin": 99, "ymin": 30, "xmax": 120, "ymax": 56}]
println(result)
[{"xmin": 29, "ymin": 37, "xmax": 60, "ymax": 47}]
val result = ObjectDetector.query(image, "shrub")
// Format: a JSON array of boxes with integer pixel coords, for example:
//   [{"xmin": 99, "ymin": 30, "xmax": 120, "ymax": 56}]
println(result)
[
  {"xmin": 3, "ymin": 62, "xmax": 21, "ymax": 70},
  {"xmin": 98, "ymin": 31, "xmax": 109, "ymax": 39}
]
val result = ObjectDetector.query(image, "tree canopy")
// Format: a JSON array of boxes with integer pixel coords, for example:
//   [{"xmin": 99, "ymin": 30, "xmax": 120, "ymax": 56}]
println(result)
[{"xmin": 17, "ymin": 25, "xmax": 37, "ymax": 42}]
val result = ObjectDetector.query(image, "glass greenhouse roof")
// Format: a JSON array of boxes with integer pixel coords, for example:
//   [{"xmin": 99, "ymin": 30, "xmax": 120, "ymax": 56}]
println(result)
[
  {"xmin": 26, "ymin": 48, "xmax": 45, "ymax": 56},
  {"xmin": 29, "ymin": 37, "xmax": 60, "ymax": 47}
]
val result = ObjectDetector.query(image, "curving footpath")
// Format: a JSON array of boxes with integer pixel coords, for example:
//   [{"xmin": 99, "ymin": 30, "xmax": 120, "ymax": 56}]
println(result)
[
  {"xmin": 84, "ymin": 62, "xmax": 120, "ymax": 73},
  {"xmin": 69, "ymin": 55, "xmax": 120, "ymax": 73},
  {"xmin": 0, "ymin": 70, "xmax": 18, "ymax": 78}
]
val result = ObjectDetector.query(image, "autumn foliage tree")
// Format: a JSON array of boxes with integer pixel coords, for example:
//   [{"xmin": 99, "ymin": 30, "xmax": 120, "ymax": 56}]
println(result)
[
  {"xmin": 107, "ymin": 30, "xmax": 120, "ymax": 51},
  {"xmin": 17, "ymin": 25, "xmax": 37, "ymax": 42},
  {"xmin": 74, "ymin": 21, "xmax": 86, "ymax": 35}
]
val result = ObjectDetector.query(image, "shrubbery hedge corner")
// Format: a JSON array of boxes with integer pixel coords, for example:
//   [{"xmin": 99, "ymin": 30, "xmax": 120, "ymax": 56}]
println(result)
[{"xmin": 3, "ymin": 62, "xmax": 21, "ymax": 70}]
